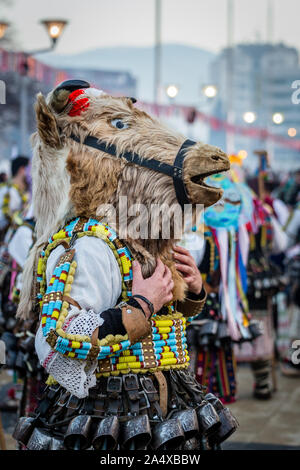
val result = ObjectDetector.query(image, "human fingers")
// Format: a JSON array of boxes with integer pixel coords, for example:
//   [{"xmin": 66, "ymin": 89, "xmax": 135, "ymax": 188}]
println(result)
[
  {"xmin": 173, "ymin": 245, "xmax": 191, "ymax": 256},
  {"xmin": 173, "ymin": 251, "xmax": 194, "ymax": 267},
  {"xmin": 167, "ymin": 279, "xmax": 174, "ymax": 292},
  {"xmin": 132, "ymin": 260, "xmax": 143, "ymax": 280},
  {"xmin": 175, "ymin": 263, "xmax": 194, "ymax": 276},
  {"xmin": 162, "ymin": 265, "xmax": 173, "ymax": 284},
  {"xmin": 153, "ymin": 258, "xmax": 165, "ymax": 277}
]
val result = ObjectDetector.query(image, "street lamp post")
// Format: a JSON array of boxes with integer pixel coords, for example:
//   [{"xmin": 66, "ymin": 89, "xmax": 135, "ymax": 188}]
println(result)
[
  {"xmin": 243, "ymin": 111, "xmax": 285, "ymax": 167},
  {"xmin": 202, "ymin": 84, "xmax": 218, "ymax": 99},
  {"xmin": 19, "ymin": 19, "xmax": 68, "ymax": 154},
  {"xmin": 40, "ymin": 20, "xmax": 68, "ymax": 48},
  {"xmin": 243, "ymin": 111, "xmax": 257, "ymax": 124},
  {"xmin": 272, "ymin": 112, "xmax": 284, "ymax": 125},
  {"xmin": 154, "ymin": 0, "xmax": 162, "ymax": 105},
  {"xmin": 1, "ymin": 19, "xmax": 68, "ymax": 154},
  {"xmin": 166, "ymin": 84, "xmax": 179, "ymax": 102}
]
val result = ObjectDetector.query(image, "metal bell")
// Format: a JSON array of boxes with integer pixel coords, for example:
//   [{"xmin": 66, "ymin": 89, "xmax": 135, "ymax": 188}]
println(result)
[
  {"xmin": 198, "ymin": 334, "xmax": 210, "ymax": 348},
  {"xmin": 217, "ymin": 322, "xmax": 230, "ymax": 341},
  {"xmin": 64, "ymin": 415, "xmax": 92, "ymax": 450},
  {"xmin": 151, "ymin": 418, "xmax": 185, "ymax": 450},
  {"xmin": 50, "ymin": 436, "xmax": 65, "ymax": 450},
  {"xmin": 15, "ymin": 350, "xmax": 26, "ymax": 372},
  {"xmin": 183, "ymin": 436, "xmax": 200, "ymax": 450},
  {"xmin": 19, "ymin": 335, "xmax": 35, "ymax": 353},
  {"xmin": 196, "ymin": 401, "xmax": 220, "ymax": 437},
  {"xmin": 248, "ymin": 320, "xmax": 262, "ymax": 340},
  {"xmin": 204, "ymin": 393, "xmax": 224, "ymax": 412},
  {"xmin": 92, "ymin": 416, "xmax": 119, "ymax": 450},
  {"xmin": 121, "ymin": 415, "xmax": 152, "ymax": 450},
  {"xmin": 199, "ymin": 320, "xmax": 218, "ymax": 337},
  {"xmin": 1, "ymin": 331, "xmax": 17, "ymax": 350},
  {"xmin": 186, "ymin": 326, "xmax": 197, "ymax": 347},
  {"xmin": 172, "ymin": 409, "xmax": 199, "ymax": 440},
  {"xmin": 209, "ymin": 407, "xmax": 238, "ymax": 444},
  {"xmin": 5, "ymin": 315, "xmax": 17, "ymax": 331},
  {"xmin": 12, "ymin": 416, "xmax": 36, "ymax": 446},
  {"xmin": 26, "ymin": 428, "xmax": 52, "ymax": 450}
]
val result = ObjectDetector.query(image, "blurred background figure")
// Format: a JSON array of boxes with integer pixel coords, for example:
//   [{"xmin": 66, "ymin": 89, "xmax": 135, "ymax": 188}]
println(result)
[
  {"xmin": 0, "ymin": 156, "xmax": 30, "ymax": 240},
  {"xmin": 184, "ymin": 165, "xmax": 258, "ymax": 404},
  {"xmin": 276, "ymin": 170, "xmax": 300, "ymax": 209}
]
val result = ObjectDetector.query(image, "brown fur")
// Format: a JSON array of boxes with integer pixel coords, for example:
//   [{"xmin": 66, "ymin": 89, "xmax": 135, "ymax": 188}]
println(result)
[{"xmin": 17, "ymin": 87, "xmax": 230, "ymax": 319}]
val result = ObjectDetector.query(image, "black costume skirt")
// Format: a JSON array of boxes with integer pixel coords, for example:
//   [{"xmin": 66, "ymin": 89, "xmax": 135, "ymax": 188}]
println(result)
[{"xmin": 13, "ymin": 369, "xmax": 238, "ymax": 450}]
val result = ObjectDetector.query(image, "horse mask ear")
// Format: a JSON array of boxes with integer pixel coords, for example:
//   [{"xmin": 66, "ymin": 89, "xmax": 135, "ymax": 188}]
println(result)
[{"xmin": 49, "ymin": 79, "xmax": 90, "ymax": 114}]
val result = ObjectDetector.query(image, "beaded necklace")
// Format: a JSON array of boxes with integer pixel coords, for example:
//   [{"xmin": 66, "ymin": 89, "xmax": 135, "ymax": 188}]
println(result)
[
  {"xmin": 1, "ymin": 182, "xmax": 28, "ymax": 223},
  {"xmin": 37, "ymin": 217, "xmax": 189, "ymax": 376}
]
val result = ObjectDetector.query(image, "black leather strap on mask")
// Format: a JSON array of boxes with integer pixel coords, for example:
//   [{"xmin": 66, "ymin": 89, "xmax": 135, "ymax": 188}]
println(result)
[
  {"xmin": 70, "ymin": 134, "xmax": 196, "ymax": 208},
  {"xmin": 173, "ymin": 139, "xmax": 196, "ymax": 208}
]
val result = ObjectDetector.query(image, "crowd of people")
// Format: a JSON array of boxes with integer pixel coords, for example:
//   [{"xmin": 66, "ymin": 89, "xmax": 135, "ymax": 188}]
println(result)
[
  {"xmin": 0, "ymin": 81, "xmax": 299, "ymax": 451},
  {"xmin": 183, "ymin": 154, "xmax": 300, "ymax": 405}
]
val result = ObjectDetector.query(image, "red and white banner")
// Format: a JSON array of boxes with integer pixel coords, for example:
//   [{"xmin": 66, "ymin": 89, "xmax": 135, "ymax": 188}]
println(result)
[{"xmin": 1, "ymin": 47, "xmax": 300, "ymax": 151}]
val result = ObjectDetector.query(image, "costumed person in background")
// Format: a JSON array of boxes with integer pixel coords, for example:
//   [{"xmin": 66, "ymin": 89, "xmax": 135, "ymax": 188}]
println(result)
[
  {"xmin": 0, "ymin": 172, "xmax": 8, "ymax": 184},
  {"xmin": 13, "ymin": 80, "xmax": 238, "ymax": 451},
  {"xmin": 0, "ymin": 205, "xmax": 38, "ymax": 414},
  {"xmin": 185, "ymin": 163, "xmax": 259, "ymax": 404},
  {"xmin": 276, "ymin": 168, "xmax": 300, "ymax": 209},
  {"xmin": 260, "ymin": 170, "xmax": 295, "ymax": 377},
  {"xmin": 3, "ymin": 204, "xmax": 46, "ymax": 428},
  {"xmin": 236, "ymin": 150, "xmax": 288, "ymax": 400},
  {"xmin": 0, "ymin": 155, "xmax": 30, "ymax": 327},
  {"xmin": 279, "ymin": 200, "xmax": 300, "ymax": 377},
  {"xmin": 0, "ymin": 157, "xmax": 30, "ymax": 412},
  {"xmin": 0, "ymin": 156, "xmax": 30, "ymax": 241}
]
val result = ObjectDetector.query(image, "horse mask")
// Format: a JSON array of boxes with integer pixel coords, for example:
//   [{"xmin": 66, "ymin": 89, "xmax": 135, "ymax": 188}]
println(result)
[{"xmin": 18, "ymin": 79, "xmax": 230, "ymax": 319}]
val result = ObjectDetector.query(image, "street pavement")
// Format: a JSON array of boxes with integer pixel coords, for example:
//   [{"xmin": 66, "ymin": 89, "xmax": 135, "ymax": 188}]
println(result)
[
  {"xmin": 224, "ymin": 364, "xmax": 300, "ymax": 449},
  {"xmin": 0, "ymin": 364, "xmax": 300, "ymax": 450}
]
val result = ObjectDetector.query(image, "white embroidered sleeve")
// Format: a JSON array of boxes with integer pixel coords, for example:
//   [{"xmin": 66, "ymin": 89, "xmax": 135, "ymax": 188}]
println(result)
[
  {"xmin": 8, "ymin": 225, "xmax": 34, "ymax": 269},
  {"xmin": 35, "ymin": 236, "xmax": 122, "ymax": 398}
]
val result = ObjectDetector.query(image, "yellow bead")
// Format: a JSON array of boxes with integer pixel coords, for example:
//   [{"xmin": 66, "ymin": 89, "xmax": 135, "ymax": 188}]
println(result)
[
  {"xmin": 64, "ymin": 286, "xmax": 72, "ymax": 295},
  {"xmin": 57, "ymin": 329, "xmax": 66, "ymax": 338}
]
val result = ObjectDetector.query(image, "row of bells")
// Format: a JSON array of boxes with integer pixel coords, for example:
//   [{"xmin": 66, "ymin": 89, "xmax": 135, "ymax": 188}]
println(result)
[
  {"xmin": 188, "ymin": 318, "xmax": 262, "ymax": 348},
  {"xmin": 13, "ymin": 393, "xmax": 238, "ymax": 451}
]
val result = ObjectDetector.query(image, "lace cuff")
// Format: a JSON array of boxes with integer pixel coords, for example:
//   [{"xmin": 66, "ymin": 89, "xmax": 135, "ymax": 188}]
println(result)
[
  {"xmin": 46, "ymin": 352, "xmax": 98, "ymax": 398},
  {"xmin": 38, "ymin": 308, "xmax": 104, "ymax": 398},
  {"xmin": 66, "ymin": 306, "xmax": 104, "ymax": 337}
]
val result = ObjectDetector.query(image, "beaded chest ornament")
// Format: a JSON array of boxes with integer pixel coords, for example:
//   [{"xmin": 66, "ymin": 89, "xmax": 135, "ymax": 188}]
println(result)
[{"xmin": 36, "ymin": 217, "xmax": 189, "ymax": 376}]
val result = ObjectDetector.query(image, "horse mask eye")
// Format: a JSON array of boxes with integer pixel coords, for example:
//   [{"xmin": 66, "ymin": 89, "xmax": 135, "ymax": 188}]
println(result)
[{"xmin": 111, "ymin": 119, "xmax": 129, "ymax": 129}]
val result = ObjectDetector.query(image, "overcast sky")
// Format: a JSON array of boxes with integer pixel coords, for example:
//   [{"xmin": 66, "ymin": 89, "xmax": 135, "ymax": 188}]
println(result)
[{"xmin": 2, "ymin": 0, "xmax": 300, "ymax": 54}]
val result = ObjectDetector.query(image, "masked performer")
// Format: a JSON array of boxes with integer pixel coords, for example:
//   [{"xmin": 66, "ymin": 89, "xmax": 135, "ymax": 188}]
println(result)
[
  {"xmin": 186, "ymin": 172, "xmax": 260, "ymax": 404},
  {"xmin": 0, "ymin": 156, "xmax": 30, "ymax": 326},
  {"xmin": 0, "ymin": 205, "xmax": 39, "ymax": 415},
  {"xmin": 0, "ymin": 156, "xmax": 29, "ymax": 240},
  {"xmin": 236, "ymin": 171, "xmax": 287, "ymax": 399},
  {"xmin": 13, "ymin": 80, "xmax": 237, "ymax": 451},
  {"xmin": 0, "ymin": 160, "xmax": 30, "ymax": 412},
  {"xmin": 279, "ymin": 201, "xmax": 300, "ymax": 377},
  {"xmin": 7, "ymin": 206, "xmax": 46, "ymax": 422}
]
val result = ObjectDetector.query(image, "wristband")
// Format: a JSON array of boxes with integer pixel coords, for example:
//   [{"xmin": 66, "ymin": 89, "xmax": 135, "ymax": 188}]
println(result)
[
  {"xmin": 131, "ymin": 294, "xmax": 154, "ymax": 315},
  {"xmin": 126, "ymin": 296, "xmax": 147, "ymax": 316}
]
